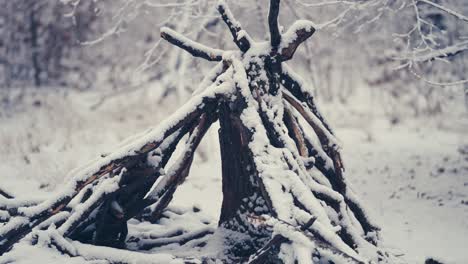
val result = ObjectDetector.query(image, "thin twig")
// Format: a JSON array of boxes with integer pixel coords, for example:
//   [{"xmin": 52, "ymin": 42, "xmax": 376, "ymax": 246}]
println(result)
[{"xmin": 161, "ymin": 27, "xmax": 224, "ymax": 61}]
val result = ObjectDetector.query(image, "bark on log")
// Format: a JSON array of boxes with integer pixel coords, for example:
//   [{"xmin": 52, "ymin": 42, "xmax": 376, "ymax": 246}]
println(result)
[{"xmin": 218, "ymin": 99, "xmax": 274, "ymax": 259}]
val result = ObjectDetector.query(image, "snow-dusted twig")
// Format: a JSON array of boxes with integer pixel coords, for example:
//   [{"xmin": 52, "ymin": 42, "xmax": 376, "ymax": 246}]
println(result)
[
  {"xmin": 408, "ymin": 66, "xmax": 468, "ymax": 86},
  {"xmin": 217, "ymin": 0, "xmax": 252, "ymax": 52},
  {"xmin": 283, "ymin": 90, "xmax": 380, "ymax": 235},
  {"xmin": 160, "ymin": 27, "xmax": 224, "ymax": 61},
  {"xmin": 59, "ymin": 174, "xmax": 122, "ymax": 237},
  {"xmin": 296, "ymin": 0, "xmax": 355, "ymax": 8},
  {"xmin": 138, "ymin": 227, "xmax": 215, "ymax": 250},
  {"xmin": 418, "ymin": 0, "xmax": 468, "ymax": 23},
  {"xmin": 408, "ymin": 40, "xmax": 468, "ymax": 63}
]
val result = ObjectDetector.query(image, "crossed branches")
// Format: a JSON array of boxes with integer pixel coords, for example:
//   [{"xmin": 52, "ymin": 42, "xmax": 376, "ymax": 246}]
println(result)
[
  {"xmin": 162, "ymin": 0, "xmax": 379, "ymax": 259},
  {"xmin": 0, "ymin": 1, "xmax": 386, "ymax": 263},
  {"xmin": 161, "ymin": 0, "xmax": 314, "ymax": 63}
]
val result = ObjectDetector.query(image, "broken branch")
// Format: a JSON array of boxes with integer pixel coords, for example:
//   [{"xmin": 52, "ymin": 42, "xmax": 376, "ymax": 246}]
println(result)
[
  {"xmin": 217, "ymin": 0, "xmax": 251, "ymax": 52},
  {"xmin": 268, "ymin": 0, "xmax": 281, "ymax": 49},
  {"xmin": 279, "ymin": 21, "xmax": 316, "ymax": 61}
]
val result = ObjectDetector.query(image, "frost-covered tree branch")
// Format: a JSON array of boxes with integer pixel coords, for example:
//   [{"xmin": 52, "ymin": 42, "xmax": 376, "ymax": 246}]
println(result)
[
  {"xmin": 217, "ymin": 0, "xmax": 253, "ymax": 52},
  {"xmin": 160, "ymin": 27, "xmax": 224, "ymax": 61},
  {"xmin": 279, "ymin": 20, "xmax": 316, "ymax": 61}
]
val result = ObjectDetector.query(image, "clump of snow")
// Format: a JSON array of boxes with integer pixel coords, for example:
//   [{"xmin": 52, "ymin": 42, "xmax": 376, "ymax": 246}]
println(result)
[{"xmin": 280, "ymin": 20, "xmax": 316, "ymax": 51}]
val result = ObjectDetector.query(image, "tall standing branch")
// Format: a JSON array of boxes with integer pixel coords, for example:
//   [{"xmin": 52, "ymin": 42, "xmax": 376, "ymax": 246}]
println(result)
[{"xmin": 268, "ymin": 0, "xmax": 281, "ymax": 50}]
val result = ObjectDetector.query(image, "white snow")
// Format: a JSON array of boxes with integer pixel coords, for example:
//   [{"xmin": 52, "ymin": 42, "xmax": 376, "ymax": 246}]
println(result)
[{"xmin": 0, "ymin": 84, "xmax": 467, "ymax": 263}]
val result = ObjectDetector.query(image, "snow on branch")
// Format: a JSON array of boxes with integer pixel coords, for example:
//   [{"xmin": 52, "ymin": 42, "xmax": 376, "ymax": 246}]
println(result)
[
  {"xmin": 160, "ymin": 27, "xmax": 224, "ymax": 61},
  {"xmin": 217, "ymin": 0, "xmax": 252, "ymax": 52},
  {"xmin": 279, "ymin": 20, "xmax": 316, "ymax": 61},
  {"xmin": 395, "ymin": 0, "xmax": 468, "ymax": 64},
  {"xmin": 142, "ymin": 113, "xmax": 216, "ymax": 219},
  {"xmin": 229, "ymin": 57, "xmax": 370, "ymax": 261},
  {"xmin": 280, "ymin": 64, "xmax": 334, "ymax": 135},
  {"xmin": 418, "ymin": 0, "xmax": 468, "ymax": 23},
  {"xmin": 247, "ymin": 217, "xmax": 316, "ymax": 264},
  {"xmin": 408, "ymin": 40, "xmax": 468, "ymax": 62},
  {"xmin": 269, "ymin": 217, "xmax": 365, "ymax": 264},
  {"xmin": 58, "ymin": 174, "xmax": 122, "ymax": 237},
  {"xmin": 137, "ymin": 227, "xmax": 215, "ymax": 250}
]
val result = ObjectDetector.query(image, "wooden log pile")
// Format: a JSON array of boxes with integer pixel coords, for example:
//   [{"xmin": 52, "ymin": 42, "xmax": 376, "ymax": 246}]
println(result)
[{"xmin": 0, "ymin": 1, "xmax": 401, "ymax": 263}]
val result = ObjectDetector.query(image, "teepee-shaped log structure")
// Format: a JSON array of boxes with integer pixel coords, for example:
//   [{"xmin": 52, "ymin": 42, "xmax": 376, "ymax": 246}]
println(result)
[{"xmin": 1, "ymin": 1, "xmax": 399, "ymax": 263}]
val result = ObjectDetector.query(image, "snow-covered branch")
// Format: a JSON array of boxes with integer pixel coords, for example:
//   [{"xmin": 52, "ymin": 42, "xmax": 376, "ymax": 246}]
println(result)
[
  {"xmin": 142, "ymin": 112, "xmax": 216, "ymax": 220},
  {"xmin": 418, "ymin": 0, "xmax": 468, "ymax": 23},
  {"xmin": 408, "ymin": 40, "xmax": 468, "ymax": 62},
  {"xmin": 160, "ymin": 27, "xmax": 224, "ymax": 61},
  {"xmin": 279, "ymin": 20, "xmax": 316, "ymax": 61},
  {"xmin": 217, "ymin": 0, "xmax": 252, "ymax": 52}
]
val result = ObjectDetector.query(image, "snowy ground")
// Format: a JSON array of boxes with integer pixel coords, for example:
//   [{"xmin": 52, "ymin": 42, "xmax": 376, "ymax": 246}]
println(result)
[
  {"xmin": 0, "ymin": 88, "xmax": 467, "ymax": 263},
  {"xmin": 340, "ymin": 122, "xmax": 468, "ymax": 263}
]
